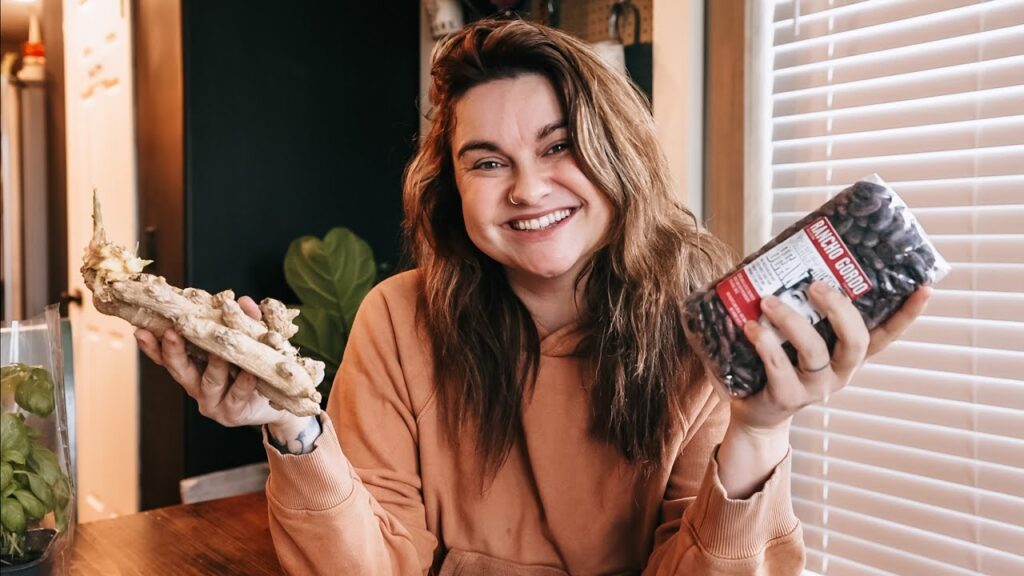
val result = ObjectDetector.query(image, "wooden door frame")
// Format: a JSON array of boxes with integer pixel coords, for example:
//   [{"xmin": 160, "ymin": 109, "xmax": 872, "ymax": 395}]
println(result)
[
  {"xmin": 704, "ymin": 0, "xmax": 746, "ymax": 258},
  {"xmin": 133, "ymin": 0, "xmax": 187, "ymax": 509}
]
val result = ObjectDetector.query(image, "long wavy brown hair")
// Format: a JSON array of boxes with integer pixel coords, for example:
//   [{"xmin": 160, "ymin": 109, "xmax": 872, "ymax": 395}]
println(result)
[{"xmin": 403, "ymin": 19, "xmax": 732, "ymax": 477}]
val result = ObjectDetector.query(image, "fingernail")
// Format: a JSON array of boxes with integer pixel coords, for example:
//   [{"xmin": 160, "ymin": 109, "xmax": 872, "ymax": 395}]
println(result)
[
  {"xmin": 743, "ymin": 320, "xmax": 758, "ymax": 335},
  {"xmin": 811, "ymin": 282, "xmax": 830, "ymax": 295},
  {"xmin": 762, "ymin": 295, "xmax": 780, "ymax": 309}
]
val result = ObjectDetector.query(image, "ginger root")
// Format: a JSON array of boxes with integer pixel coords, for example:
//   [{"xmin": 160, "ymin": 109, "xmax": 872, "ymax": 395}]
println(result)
[{"xmin": 81, "ymin": 194, "xmax": 323, "ymax": 416}]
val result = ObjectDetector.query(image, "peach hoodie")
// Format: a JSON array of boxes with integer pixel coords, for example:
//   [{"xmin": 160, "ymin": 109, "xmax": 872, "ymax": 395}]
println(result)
[{"xmin": 263, "ymin": 271, "xmax": 804, "ymax": 575}]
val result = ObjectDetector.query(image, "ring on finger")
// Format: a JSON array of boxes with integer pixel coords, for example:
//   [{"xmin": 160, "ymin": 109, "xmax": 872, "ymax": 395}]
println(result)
[{"xmin": 798, "ymin": 360, "xmax": 831, "ymax": 373}]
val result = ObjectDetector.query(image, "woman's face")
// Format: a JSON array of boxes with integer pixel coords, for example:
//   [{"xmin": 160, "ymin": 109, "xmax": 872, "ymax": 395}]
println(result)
[{"xmin": 451, "ymin": 73, "xmax": 613, "ymax": 289}]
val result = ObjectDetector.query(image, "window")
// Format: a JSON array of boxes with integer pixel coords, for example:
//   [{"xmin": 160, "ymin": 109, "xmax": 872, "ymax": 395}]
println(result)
[{"xmin": 762, "ymin": 1, "xmax": 1024, "ymax": 574}]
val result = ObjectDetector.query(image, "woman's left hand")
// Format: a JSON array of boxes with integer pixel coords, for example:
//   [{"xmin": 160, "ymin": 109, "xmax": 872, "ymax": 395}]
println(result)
[
  {"xmin": 731, "ymin": 281, "xmax": 932, "ymax": 433},
  {"xmin": 716, "ymin": 281, "xmax": 931, "ymax": 498}
]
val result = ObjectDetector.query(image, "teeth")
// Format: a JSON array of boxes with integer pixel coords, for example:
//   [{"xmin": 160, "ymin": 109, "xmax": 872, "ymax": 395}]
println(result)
[{"xmin": 511, "ymin": 209, "xmax": 573, "ymax": 231}]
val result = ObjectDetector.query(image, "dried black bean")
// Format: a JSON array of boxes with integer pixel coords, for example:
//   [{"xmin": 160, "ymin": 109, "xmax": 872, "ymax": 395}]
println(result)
[
  {"xmin": 862, "ymin": 230, "xmax": 880, "ymax": 247},
  {"xmin": 870, "ymin": 206, "xmax": 894, "ymax": 230},
  {"xmin": 918, "ymin": 247, "xmax": 936, "ymax": 270},
  {"xmin": 850, "ymin": 195, "xmax": 883, "ymax": 216},
  {"xmin": 846, "ymin": 226, "xmax": 865, "ymax": 245},
  {"xmin": 834, "ymin": 215, "xmax": 854, "ymax": 234},
  {"xmin": 904, "ymin": 252, "xmax": 929, "ymax": 283}
]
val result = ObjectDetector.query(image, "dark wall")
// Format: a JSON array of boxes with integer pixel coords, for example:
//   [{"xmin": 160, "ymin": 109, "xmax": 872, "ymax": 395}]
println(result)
[{"xmin": 180, "ymin": 1, "xmax": 419, "ymax": 477}]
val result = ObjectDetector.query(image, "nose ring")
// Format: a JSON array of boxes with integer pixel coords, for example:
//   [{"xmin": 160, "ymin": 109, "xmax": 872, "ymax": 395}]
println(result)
[{"xmin": 508, "ymin": 192, "xmax": 521, "ymax": 206}]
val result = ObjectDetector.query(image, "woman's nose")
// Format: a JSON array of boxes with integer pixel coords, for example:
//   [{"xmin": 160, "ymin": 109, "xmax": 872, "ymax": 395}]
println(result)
[{"xmin": 511, "ymin": 165, "xmax": 552, "ymax": 206}]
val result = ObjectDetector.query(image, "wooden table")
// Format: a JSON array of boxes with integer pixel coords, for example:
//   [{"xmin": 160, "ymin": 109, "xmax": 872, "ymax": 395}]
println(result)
[{"xmin": 66, "ymin": 492, "xmax": 283, "ymax": 575}]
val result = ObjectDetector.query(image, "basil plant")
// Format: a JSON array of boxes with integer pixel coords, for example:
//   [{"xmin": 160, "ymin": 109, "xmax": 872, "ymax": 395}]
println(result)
[{"xmin": 1, "ymin": 364, "xmax": 72, "ymax": 564}]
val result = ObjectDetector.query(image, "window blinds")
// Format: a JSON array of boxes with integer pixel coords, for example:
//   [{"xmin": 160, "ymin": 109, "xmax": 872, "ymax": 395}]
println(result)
[{"xmin": 765, "ymin": 1, "xmax": 1024, "ymax": 574}]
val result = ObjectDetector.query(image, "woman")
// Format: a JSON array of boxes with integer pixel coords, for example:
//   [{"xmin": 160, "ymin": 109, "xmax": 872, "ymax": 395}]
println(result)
[{"xmin": 136, "ymin": 19, "xmax": 929, "ymax": 575}]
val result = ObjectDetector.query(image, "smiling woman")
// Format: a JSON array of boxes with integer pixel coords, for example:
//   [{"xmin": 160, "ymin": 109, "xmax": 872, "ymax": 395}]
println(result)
[
  {"xmin": 452, "ymin": 74, "xmax": 613, "ymax": 296},
  {"xmin": 135, "ymin": 16, "xmax": 932, "ymax": 576}
]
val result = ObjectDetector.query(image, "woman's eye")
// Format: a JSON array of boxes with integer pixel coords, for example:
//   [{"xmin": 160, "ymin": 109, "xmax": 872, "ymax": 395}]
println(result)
[
  {"xmin": 473, "ymin": 160, "xmax": 503, "ymax": 171},
  {"xmin": 546, "ymin": 142, "xmax": 571, "ymax": 155}
]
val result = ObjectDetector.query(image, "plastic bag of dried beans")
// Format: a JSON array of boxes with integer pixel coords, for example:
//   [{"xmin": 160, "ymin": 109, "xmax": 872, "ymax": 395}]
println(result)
[{"xmin": 683, "ymin": 175, "xmax": 951, "ymax": 399}]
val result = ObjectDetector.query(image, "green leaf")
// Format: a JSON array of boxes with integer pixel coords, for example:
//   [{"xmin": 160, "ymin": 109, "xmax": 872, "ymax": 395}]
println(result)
[
  {"xmin": 290, "ymin": 307, "xmax": 344, "ymax": 371},
  {"xmin": 14, "ymin": 365, "xmax": 55, "ymax": 417},
  {"xmin": 51, "ymin": 475, "xmax": 70, "ymax": 510},
  {"xmin": 1, "ymin": 496, "xmax": 26, "ymax": 533},
  {"xmin": 1, "ymin": 363, "xmax": 30, "ymax": 406},
  {"xmin": 290, "ymin": 306, "xmax": 345, "ymax": 396},
  {"xmin": 284, "ymin": 227, "xmax": 376, "ymax": 330},
  {"xmin": 0, "ymin": 414, "xmax": 30, "ymax": 465},
  {"xmin": 54, "ymin": 502, "xmax": 67, "ymax": 532},
  {"xmin": 28, "ymin": 446, "xmax": 61, "ymax": 487},
  {"xmin": 12, "ymin": 489, "xmax": 45, "ymax": 521},
  {"xmin": 24, "ymin": 472, "xmax": 52, "ymax": 510},
  {"xmin": 0, "ymin": 462, "xmax": 10, "ymax": 492}
]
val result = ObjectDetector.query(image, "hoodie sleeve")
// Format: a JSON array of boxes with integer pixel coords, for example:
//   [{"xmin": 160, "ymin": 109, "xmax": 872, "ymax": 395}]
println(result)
[
  {"xmin": 264, "ymin": 284, "xmax": 437, "ymax": 575},
  {"xmin": 644, "ymin": 388, "xmax": 805, "ymax": 575}
]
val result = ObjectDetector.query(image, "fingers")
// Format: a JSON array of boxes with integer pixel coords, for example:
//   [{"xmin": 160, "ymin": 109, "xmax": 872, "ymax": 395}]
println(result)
[
  {"xmin": 218, "ymin": 372, "xmax": 262, "ymax": 426},
  {"xmin": 867, "ymin": 286, "xmax": 932, "ymax": 356},
  {"xmin": 198, "ymin": 354, "xmax": 231, "ymax": 407},
  {"xmin": 160, "ymin": 330, "xmax": 203, "ymax": 395},
  {"xmin": 808, "ymin": 282, "xmax": 869, "ymax": 376},
  {"xmin": 238, "ymin": 296, "xmax": 262, "ymax": 321},
  {"xmin": 742, "ymin": 320, "xmax": 805, "ymax": 408},
  {"xmin": 223, "ymin": 371, "xmax": 258, "ymax": 409},
  {"xmin": 759, "ymin": 293, "xmax": 830, "ymax": 376},
  {"xmin": 134, "ymin": 329, "xmax": 164, "ymax": 366}
]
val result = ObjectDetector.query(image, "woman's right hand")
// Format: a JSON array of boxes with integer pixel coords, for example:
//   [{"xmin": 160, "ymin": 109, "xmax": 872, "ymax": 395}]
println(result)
[{"xmin": 133, "ymin": 296, "xmax": 309, "ymax": 437}]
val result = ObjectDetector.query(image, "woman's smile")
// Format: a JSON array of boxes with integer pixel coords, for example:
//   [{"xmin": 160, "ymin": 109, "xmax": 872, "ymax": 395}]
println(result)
[{"xmin": 506, "ymin": 207, "xmax": 578, "ymax": 233}]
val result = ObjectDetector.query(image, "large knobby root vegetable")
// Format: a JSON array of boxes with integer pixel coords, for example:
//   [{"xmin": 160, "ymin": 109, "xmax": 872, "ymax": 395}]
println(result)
[{"xmin": 81, "ymin": 194, "xmax": 323, "ymax": 416}]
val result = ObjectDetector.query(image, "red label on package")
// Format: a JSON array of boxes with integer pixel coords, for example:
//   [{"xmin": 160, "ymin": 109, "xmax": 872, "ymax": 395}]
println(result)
[
  {"xmin": 715, "ymin": 270, "xmax": 762, "ymax": 326},
  {"xmin": 715, "ymin": 216, "xmax": 873, "ymax": 329}
]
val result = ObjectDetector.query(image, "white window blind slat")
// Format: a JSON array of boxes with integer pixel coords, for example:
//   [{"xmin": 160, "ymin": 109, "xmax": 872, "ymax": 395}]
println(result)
[
  {"xmin": 803, "ymin": 548, "xmax": 891, "ymax": 576},
  {"xmin": 773, "ymin": 204, "xmax": 1024, "ymax": 235},
  {"xmin": 773, "ymin": 0, "xmax": 1022, "ymax": 55},
  {"xmin": 773, "ymin": 54, "xmax": 1024, "ymax": 116},
  {"xmin": 793, "ymin": 476, "xmax": 1024, "ymax": 557},
  {"xmin": 789, "ymin": 427, "xmax": 1024, "ymax": 498},
  {"xmin": 928, "ymin": 235, "xmax": 1024, "ymax": 264},
  {"xmin": 770, "ymin": 144, "xmax": 1024, "ymax": 188},
  {"xmin": 774, "ymin": 0, "xmax": 868, "ymax": 24},
  {"xmin": 765, "ymin": 3, "xmax": 1024, "ymax": 572},
  {"xmin": 795, "ymin": 502, "xmax": 1024, "ymax": 575},
  {"xmin": 774, "ymin": 24, "xmax": 1024, "ymax": 87},
  {"xmin": 774, "ymin": 0, "xmax": 981, "ymax": 31},
  {"xmin": 793, "ymin": 399, "xmax": 1024, "ymax": 464},
  {"xmin": 772, "ymin": 85, "xmax": 1024, "ymax": 137},
  {"xmin": 798, "ymin": 520, "xmax": 991, "ymax": 573},
  {"xmin": 904, "ymin": 205, "xmax": 1024, "ymax": 235},
  {"xmin": 771, "ymin": 175, "xmax": 1024, "ymax": 211},
  {"xmin": 792, "ymin": 452, "xmax": 1024, "ymax": 528},
  {"xmin": 772, "ymin": 115, "xmax": 1024, "ymax": 165},
  {"xmin": 838, "ymin": 362, "xmax": 1024, "ymax": 410},
  {"xmin": 902, "ymin": 313, "xmax": 1024, "ymax": 350},
  {"xmin": 927, "ymin": 288, "xmax": 1024, "ymax": 324},
  {"xmin": 868, "ymin": 339, "xmax": 1024, "ymax": 381},
  {"xmin": 932, "ymin": 262, "xmax": 1024, "ymax": 292}
]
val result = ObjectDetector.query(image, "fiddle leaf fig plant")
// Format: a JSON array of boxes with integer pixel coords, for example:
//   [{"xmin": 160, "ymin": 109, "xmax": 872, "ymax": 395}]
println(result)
[
  {"xmin": 1, "ymin": 363, "xmax": 72, "ymax": 565},
  {"xmin": 284, "ymin": 227, "xmax": 377, "ymax": 398}
]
